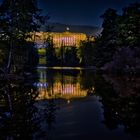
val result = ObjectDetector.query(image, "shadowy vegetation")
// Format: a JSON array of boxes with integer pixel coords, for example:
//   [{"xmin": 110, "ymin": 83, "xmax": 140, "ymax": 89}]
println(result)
[
  {"xmin": 93, "ymin": 3, "xmax": 140, "ymax": 74},
  {"xmin": 94, "ymin": 75, "xmax": 140, "ymax": 137},
  {"xmin": 0, "ymin": 0, "xmax": 53, "ymax": 139},
  {"xmin": 0, "ymin": 0, "xmax": 46, "ymax": 73},
  {"xmin": 0, "ymin": 72, "xmax": 40, "ymax": 139},
  {"xmin": 42, "ymin": 37, "xmax": 95, "ymax": 67}
]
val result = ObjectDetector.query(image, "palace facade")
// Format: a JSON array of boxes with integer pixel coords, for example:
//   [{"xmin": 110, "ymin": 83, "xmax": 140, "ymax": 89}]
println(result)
[
  {"xmin": 32, "ymin": 30, "xmax": 87, "ymax": 48},
  {"xmin": 30, "ymin": 23, "xmax": 101, "ymax": 48},
  {"xmin": 50, "ymin": 31, "xmax": 87, "ymax": 47}
]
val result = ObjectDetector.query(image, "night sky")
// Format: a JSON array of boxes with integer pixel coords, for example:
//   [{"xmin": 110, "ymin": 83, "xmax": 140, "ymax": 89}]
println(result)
[
  {"xmin": 39, "ymin": 0, "xmax": 139, "ymax": 27},
  {"xmin": 0, "ymin": 0, "xmax": 139, "ymax": 27}
]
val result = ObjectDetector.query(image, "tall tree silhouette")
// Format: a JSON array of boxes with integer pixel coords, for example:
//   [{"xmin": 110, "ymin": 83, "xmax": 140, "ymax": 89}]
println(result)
[{"xmin": 0, "ymin": 0, "xmax": 44, "ymax": 73}]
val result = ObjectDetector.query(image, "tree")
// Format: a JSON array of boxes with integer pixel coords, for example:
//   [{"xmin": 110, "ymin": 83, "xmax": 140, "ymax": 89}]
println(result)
[
  {"xmin": 64, "ymin": 46, "xmax": 79, "ymax": 66},
  {"xmin": 0, "ymin": 0, "xmax": 44, "ymax": 73},
  {"xmin": 77, "ymin": 38, "xmax": 95, "ymax": 67},
  {"xmin": 94, "ymin": 8, "xmax": 118, "ymax": 67},
  {"xmin": 117, "ymin": 2, "xmax": 140, "ymax": 47},
  {"xmin": 45, "ymin": 36, "xmax": 57, "ymax": 66},
  {"xmin": 0, "ymin": 0, "xmax": 46, "ymax": 118}
]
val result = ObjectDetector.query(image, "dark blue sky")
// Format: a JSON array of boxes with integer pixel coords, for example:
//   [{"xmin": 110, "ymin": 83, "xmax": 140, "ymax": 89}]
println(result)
[
  {"xmin": 39, "ymin": 0, "xmax": 139, "ymax": 27},
  {"xmin": 0, "ymin": 0, "xmax": 139, "ymax": 27}
]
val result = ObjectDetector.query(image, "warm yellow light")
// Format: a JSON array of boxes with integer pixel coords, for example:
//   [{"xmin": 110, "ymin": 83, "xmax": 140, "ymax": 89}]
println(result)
[{"xmin": 31, "ymin": 31, "xmax": 88, "ymax": 48}]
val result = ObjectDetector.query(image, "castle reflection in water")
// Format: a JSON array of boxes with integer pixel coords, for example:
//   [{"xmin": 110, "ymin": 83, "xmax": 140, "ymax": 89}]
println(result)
[{"xmin": 35, "ymin": 68, "xmax": 94, "ymax": 101}]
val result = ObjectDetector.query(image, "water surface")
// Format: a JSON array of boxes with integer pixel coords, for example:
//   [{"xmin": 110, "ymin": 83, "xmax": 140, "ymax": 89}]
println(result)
[
  {"xmin": 35, "ymin": 68, "xmax": 140, "ymax": 140},
  {"xmin": 0, "ymin": 68, "xmax": 140, "ymax": 140}
]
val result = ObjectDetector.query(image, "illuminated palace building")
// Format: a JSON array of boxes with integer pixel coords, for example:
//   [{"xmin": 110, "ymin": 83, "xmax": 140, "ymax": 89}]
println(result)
[
  {"xmin": 34, "ymin": 30, "xmax": 86, "ymax": 48},
  {"xmin": 50, "ymin": 30, "xmax": 86, "ymax": 47},
  {"xmin": 32, "ymin": 23, "xmax": 98, "ymax": 48}
]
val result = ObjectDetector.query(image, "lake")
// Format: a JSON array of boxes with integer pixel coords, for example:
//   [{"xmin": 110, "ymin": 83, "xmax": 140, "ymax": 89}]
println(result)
[
  {"xmin": 0, "ymin": 68, "xmax": 140, "ymax": 140},
  {"xmin": 35, "ymin": 68, "xmax": 140, "ymax": 140}
]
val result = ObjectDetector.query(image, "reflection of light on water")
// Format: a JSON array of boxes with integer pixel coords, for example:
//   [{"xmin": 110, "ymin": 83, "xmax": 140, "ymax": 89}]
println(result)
[
  {"xmin": 36, "ymin": 68, "xmax": 95, "ymax": 100},
  {"xmin": 33, "ymin": 82, "xmax": 48, "ymax": 87},
  {"xmin": 63, "ymin": 86, "xmax": 73, "ymax": 93},
  {"xmin": 67, "ymin": 100, "xmax": 70, "ymax": 104},
  {"xmin": 36, "ymin": 82, "xmax": 89, "ymax": 100}
]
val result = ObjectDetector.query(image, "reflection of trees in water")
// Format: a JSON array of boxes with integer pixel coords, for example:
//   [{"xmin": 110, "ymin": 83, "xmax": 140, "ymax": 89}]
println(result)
[
  {"xmin": 79, "ymin": 70, "xmax": 95, "ymax": 95},
  {"xmin": 34, "ymin": 96, "xmax": 59, "ymax": 140},
  {"xmin": 0, "ymin": 70, "xmax": 43, "ymax": 139},
  {"xmin": 95, "ymin": 75, "xmax": 140, "ymax": 137},
  {"xmin": 40, "ymin": 69, "xmax": 58, "ymax": 128},
  {"xmin": 44, "ymin": 99, "xmax": 58, "ymax": 129},
  {"xmin": 41, "ymin": 69, "xmax": 140, "ymax": 137}
]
